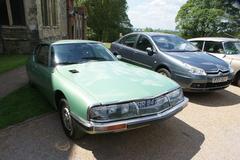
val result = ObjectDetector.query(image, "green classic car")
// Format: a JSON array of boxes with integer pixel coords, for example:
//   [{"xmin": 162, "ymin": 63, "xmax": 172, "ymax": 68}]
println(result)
[{"xmin": 26, "ymin": 40, "xmax": 188, "ymax": 139}]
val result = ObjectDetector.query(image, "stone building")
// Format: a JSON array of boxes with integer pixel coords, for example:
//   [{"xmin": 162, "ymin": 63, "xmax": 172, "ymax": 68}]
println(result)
[{"xmin": 0, "ymin": 0, "xmax": 87, "ymax": 54}]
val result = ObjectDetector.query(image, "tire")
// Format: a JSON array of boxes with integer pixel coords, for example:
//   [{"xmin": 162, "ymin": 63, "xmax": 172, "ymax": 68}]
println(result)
[
  {"xmin": 157, "ymin": 68, "xmax": 171, "ymax": 78},
  {"xmin": 236, "ymin": 75, "xmax": 240, "ymax": 87},
  {"xmin": 59, "ymin": 98, "xmax": 86, "ymax": 139}
]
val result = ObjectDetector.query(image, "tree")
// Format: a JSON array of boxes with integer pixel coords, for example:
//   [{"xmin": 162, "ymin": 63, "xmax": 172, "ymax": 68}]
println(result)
[
  {"xmin": 176, "ymin": 0, "xmax": 240, "ymax": 38},
  {"xmin": 76, "ymin": 0, "xmax": 133, "ymax": 42}
]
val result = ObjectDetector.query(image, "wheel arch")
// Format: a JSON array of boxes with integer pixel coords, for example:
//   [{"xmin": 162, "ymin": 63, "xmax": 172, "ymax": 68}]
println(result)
[
  {"xmin": 234, "ymin": 70, "xmax": 240, "ymax": 82},
  {"xmin": 155, "ymin": 64, "xmax": 171, "ymax": 73},
  {"xmin": 54, "ymin": 90, "xmax": 66, "ymax": 110}
]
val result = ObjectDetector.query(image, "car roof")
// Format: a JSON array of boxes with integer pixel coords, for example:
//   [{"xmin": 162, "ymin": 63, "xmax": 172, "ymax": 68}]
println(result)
[
  {"xmin": 51, "ymin": 40, "xmax": 99, "ymax": 45},
  {"xmin": 188, "ymin": 37, "xmax": 240, "ymax": 42},
  {"xmin": 127, "ymin": 32, "xmax": 173, "ymax": 37}
]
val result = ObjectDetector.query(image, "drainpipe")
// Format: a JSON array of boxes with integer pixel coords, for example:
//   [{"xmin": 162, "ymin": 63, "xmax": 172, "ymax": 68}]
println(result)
[{"xmin": 66, "ymin": 0, "xmax": 69, "ymax": 39}]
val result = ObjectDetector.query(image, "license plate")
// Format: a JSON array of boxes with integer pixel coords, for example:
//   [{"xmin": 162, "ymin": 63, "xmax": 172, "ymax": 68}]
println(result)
[
  {"xmin": 212, "ymin": 76, "xmax": 228, "ymax": 83},
  {"xmin": 136, "ymin": 99, "xmax": 156, "ymax": 109}
]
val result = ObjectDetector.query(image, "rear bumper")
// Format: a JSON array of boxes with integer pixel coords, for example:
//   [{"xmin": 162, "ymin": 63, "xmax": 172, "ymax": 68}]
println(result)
[{"xmin": 71, "ymin": 97, "xmax": 188, "ymax": 134}]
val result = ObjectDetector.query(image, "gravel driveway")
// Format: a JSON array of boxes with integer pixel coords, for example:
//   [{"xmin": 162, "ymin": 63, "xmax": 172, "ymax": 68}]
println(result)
[{"xmin": 0, "ymin": 85, "xmax": 239, "ymax": 160}]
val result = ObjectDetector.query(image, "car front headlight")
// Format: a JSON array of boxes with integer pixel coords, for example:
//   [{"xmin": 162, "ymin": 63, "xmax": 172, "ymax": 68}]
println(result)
[
  {"xmin": 184, "ymin": 63, "xmax": 206, "ymax": 76},
  {"xmin": 89, "ymin": 88, "xmax": 184, "ymax": 122},
  {"xmin": 89, "ymin": 102, "xmax": 139, "ymax": 121},
  {"xmin": 166, "ymin": 88, "xmax": 184, "ymax": 106}
]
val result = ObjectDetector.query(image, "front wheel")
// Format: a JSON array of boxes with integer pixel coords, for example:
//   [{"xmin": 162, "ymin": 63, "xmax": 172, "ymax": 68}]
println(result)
[
  {"xmin": 59, "ymin": 98, "xmax": 86, "ymax": 139},
  {"xmin": 157, "ymin": 68, "xmax": 171, "ymax": 78},
  {"xmin": 236, "ymin": 75, "xmax": 240, "ymax": 87}
]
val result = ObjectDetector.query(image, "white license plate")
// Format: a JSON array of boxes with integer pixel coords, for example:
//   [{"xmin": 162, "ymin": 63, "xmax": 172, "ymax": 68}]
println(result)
[{"xmin": 212, "ymin": 77, "xmax": 228, "ymax": 83}]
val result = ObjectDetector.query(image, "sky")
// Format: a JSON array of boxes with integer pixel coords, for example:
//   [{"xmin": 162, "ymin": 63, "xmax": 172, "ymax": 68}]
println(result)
[{"xmin": 127, "ymin": 0, "xmax": 188, "ymax": 30}]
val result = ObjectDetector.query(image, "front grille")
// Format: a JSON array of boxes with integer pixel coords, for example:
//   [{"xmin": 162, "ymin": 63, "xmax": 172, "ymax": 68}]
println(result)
[
  {"xmin": 206, "ymin": 70, "xmax": 230, "ymax": 76},
  {"xmin": 191, "ymin": 81, "xmax": 231, "ymax": 89},
  {"xmin": 206, "ymin": 81, "xmax": 231, "ymax": 88},
  {"xmin": 191, "ymin": 83, "xmax": 206, "ymax": 88}
]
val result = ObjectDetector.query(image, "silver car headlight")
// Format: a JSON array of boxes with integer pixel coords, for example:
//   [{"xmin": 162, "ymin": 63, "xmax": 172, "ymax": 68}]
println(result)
[
  {"xmin": 89, "ymin": 102, "xmax": 138, "ymax": 121},
  {"xmin": 167, "ymin": 88, "xmax": 184, "ymax": 106},
  {"xmin": 184, "ymin": 63, "xmax": 206, "ymax": 76},
  {"xmin": 89, "ymin": 88, "xmax": 184, "ymax": 122}
]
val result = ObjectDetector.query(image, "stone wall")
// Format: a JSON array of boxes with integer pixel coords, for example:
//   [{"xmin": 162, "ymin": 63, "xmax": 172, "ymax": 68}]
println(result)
[
  {"xmin": 0, "ymin": 26, "xmax": 39, "ymax": 54},
  {"xmin": 0, "ymin": 0, "xmax": 39, "ymax": 54},
  {"xmin": 0, "ymin": 0, "xmax": 68, "ymax": 54}
]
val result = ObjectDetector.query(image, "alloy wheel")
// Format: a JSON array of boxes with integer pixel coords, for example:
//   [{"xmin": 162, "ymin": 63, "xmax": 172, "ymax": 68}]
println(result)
[{"xmin": 62, "ymin": 107, "xmax": 73, "ymax": 133}]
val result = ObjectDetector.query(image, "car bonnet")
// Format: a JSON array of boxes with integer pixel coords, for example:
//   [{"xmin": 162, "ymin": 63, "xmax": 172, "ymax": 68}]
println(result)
[
  {"xmin": 164, "ymin": 51, "xmax": 229, "ymax": 72},
  {"xmin": 56, "ymin": 61, "xmax": 179, "ymax": 105}
]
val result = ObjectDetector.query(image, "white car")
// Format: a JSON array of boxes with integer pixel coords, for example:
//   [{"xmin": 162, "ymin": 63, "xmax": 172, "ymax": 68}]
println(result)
[{"xmin": 188, "ymin": 37, "xmax": 240, "ymax": 87}]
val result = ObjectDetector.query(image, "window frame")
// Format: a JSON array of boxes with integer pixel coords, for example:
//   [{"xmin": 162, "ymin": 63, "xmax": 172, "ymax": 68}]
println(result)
[
  {"xmin": 41, "ymin": 0, "xmax": 58, "ymax": 27},
  {"xmin": 135, "ymin": 35, "xmax": 154, "ymax": 53}
]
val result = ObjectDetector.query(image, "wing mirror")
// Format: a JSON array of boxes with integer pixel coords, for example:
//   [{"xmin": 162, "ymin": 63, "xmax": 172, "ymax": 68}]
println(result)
[{"xmin": 146, "ymin": 47, "xmax": 155, "ymax": 56}]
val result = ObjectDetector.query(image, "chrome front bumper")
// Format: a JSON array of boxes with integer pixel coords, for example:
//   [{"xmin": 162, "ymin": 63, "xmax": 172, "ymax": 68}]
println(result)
[{"xmin": 71, "ymin": 97, "xmax": 189, "ymax": 134}]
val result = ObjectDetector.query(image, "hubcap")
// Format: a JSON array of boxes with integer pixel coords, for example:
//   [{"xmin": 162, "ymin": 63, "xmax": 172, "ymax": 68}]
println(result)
[
  {"xmin": 159, "ymin": 71, "xmax": 168, "ymax": 77},
  {"xmin": 62, "ymin": 107, "xmax": 73, "ymax": 132}
]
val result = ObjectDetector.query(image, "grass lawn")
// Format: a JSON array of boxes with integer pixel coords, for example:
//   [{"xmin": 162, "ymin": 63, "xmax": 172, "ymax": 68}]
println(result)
[
  {"xmin": 104, "ymin": 43, "xmax": 111, "ymax": 49},
  {"xmin": 0, "ymin": 54, "xmax": 29, "ymax": 74},
  {"xmin": 0, "ymin": 85, "xmax": 54, "ymax": 129}
]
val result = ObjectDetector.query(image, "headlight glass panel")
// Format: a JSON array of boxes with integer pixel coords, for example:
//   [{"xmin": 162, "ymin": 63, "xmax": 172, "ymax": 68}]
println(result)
[
  {"xmin": 167, "ymin": 88, "xmax": 184, "ymax": 106},
  {"xmin": 89, "ymin": 88, "xmax": 184, "ymax": 122},
  {"xmin": 184, "ymin": 63, "xmax": 206, "ymax": 76},
  {"xmin": 89, "ymin": 102, "xmax": 138, "ymax": 121}
]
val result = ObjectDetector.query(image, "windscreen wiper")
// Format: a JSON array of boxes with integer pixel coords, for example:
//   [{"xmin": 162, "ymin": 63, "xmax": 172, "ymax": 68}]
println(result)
[
  {"xmin": 81, "ymin": 57, "xmax": 106, "ymax": 61},
  {"xmin": 57, "ymin": 62, "xmax": 78, "ymax": 65}
]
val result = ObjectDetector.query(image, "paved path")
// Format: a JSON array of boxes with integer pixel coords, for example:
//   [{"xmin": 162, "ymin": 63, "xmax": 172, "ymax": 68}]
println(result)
[
  {"xmin": 0, "ymin": 85, "xmax": 239, "ymax": 160},
  {"xmin": 0, "ymin": 66, "xmax": 28, "ymax": 98}
]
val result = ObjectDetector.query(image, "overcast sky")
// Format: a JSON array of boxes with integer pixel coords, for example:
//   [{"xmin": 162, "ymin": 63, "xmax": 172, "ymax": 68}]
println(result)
[{"xmin": 127, "ymin": 0, "xmax": 188, "ymax": 30}]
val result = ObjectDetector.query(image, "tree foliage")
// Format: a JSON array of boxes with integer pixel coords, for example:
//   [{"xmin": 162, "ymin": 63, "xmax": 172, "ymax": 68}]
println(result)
[
  {"xmin": 176, "ymin": 0, "xmax": 240, "ymax": 38},
  {"xmin": 76, "ymin": 0, "xmax": 132, "ymax": 42}
]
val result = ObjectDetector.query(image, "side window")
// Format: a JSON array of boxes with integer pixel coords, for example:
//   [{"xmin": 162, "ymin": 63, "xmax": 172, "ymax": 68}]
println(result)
[
  {"xmin": 136, "ymin": 36, "xmax": 153, "ymax": 52},
  {"xmin": 191, "ymin": 41, "xmax": 204, "ymax": 50},
  {"xmin": 36, "ymin": 45, "xmax": 49, "ymax": 66},
  {"xmin": 204, "ymin": 41, "xmax": 224, "ymax": 53},
  {"xmin": 120, "ymin": 34, "xmax": 138, "ymax": 48},
  {"xmin": 50, "ymin": 46, "xmax": 55, "ymax": 66}
]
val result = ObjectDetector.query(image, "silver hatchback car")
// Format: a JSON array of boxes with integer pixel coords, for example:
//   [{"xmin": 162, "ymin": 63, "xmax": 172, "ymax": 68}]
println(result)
[{"xmin": 189, "ymin": 37, "xmax": 240, "ymax": 87}]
